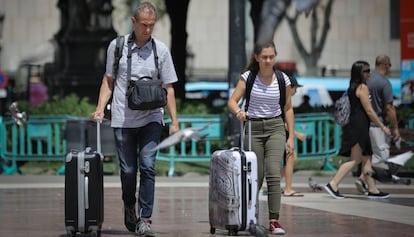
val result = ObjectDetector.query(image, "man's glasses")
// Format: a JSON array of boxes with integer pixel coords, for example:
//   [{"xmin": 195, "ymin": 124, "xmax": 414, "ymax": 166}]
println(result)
[{"xmin": 382, "ymin": 63, "xmax": 391, "ymax": 67}]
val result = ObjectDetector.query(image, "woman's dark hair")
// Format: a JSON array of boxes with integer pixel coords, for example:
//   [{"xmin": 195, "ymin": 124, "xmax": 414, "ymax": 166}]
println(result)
[
  {"xmin": 348, "ymin": 60, "xmax": 369, "ymax": 93},
  {"xmin": 245, "ymin": 42, "xmax": 277, "ymax": 72}
]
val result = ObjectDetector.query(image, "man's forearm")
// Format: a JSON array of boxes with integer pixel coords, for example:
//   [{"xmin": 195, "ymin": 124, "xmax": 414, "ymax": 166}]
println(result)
[{"xmin": 386, "ymin": 104, "xmax": 398, "ymax": 129}]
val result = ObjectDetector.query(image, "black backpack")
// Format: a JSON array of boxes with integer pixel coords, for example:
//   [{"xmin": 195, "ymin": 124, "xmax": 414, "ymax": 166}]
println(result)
[
  {"xmin": 112, "ymin": 36, "xmax": 125, "ymax": 89},
  {"xmin": 334, "ymin": 91, "xmax": 351, "ymax": 126},
  {"xmin": 104, "ymin": 36, "xmax": 124, "ymax": 119},
  {"xmin": 244, "ymin": 69, "xmax": 287, "ymax": 119}
]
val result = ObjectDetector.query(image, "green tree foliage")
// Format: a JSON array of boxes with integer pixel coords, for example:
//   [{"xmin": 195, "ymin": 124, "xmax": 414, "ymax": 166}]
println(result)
[
  {"xmin": 17, "ymin": 94, "xmax": 227, "ymax": 117},
  {"xmin": 17, "ymin": 94, "xmax": 96, "ymax": 117}
]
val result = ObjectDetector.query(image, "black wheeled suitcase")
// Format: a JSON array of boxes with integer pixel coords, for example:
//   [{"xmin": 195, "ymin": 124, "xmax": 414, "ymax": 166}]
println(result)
[
  {"xmin": 209, "ymin": 121, "xmax": 267, "ymax": 237},
  {"xmin": 65, "ymin": 118, "xmax": 104, "ymax": 237}
]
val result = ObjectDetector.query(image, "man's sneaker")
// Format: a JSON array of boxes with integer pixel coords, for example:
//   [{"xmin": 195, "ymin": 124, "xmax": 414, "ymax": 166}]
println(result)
[
  {"xmin": 368, "ymin": 191, "xmax": 390, "ymax": 199},
  {"xmin": 124, "ymin": 205, "xmax": 137, "ymax": 232},
  {"xmin": 355, "ymin": 178, "xmax": 368, "ymax": 195},
  {"xmin": 136, "ymin": 219, "xmax": 156, "ymax": 237},
  {"xmin": 269, "ymin": 220, "xmax": 285, "ymax": 235},
  {"xmin": 324, "ymin": 183, "xmax": 345, "ymax": 199}
]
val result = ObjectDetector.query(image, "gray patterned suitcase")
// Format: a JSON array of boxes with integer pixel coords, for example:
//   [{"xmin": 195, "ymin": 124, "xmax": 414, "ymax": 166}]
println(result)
[{"xmin": 209, "ymin": 121, "xmax": 266, "ymax": 236}]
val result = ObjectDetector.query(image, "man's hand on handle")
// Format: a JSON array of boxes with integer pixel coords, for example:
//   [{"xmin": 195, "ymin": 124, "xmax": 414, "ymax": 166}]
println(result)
[{"xmin": 91, "ymin": 111, "xmax": 104, "ymax": 123}]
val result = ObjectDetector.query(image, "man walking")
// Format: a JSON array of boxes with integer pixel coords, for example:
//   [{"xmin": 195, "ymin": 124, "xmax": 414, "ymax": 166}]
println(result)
[{"xmin": 92, "ymin": 2, "xmax": 179, "ymax": 236}]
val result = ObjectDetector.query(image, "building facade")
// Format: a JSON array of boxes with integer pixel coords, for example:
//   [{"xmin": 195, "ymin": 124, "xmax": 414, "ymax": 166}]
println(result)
[{"xmin": 0, "ymin": 0, "xmax": 401, "ymax": 79}]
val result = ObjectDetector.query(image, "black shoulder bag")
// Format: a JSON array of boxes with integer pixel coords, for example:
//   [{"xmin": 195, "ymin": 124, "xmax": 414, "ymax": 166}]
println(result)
[{"xmin": 125, "ymin": 34, "xmax": 168, "ymax": 110}]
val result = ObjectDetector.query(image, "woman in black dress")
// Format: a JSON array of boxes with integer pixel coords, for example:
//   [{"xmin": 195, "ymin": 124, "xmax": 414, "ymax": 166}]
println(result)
[{"xmin": 325, "ymin": 60, "xmax": 391, "ymax": 199}]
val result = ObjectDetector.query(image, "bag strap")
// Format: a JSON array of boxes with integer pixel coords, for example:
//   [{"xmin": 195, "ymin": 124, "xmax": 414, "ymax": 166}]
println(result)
[
  {"xmin": 151, "ymin": 38, "xmax": 160, "ymax": 80},
  {"xmin": 276, "ymin": 70, "xmax": 286, "ymax": 120},
  {"xmin": 244, "ymin": 69, "xmax": 257, "ymax": 113},
  {"xmin": 106, "ymin": 35, "xmax": 124, "ymax": 119},
  {"xmin": 244, "ymin": 69, "xmax": 286, "ymax": 119},
  {"xmin": 111, "ymin": 35, "xmax": 125, "ymax": 90},
  {"xmin": 126, "ymin": 33, "xmax": 160, "ymax": 81}
]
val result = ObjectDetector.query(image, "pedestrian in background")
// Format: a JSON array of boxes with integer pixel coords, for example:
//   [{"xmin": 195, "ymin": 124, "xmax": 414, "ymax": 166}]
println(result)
[
  {"xmin": 281, "ymin": 76, "xmax": 306, "ymax": 197},
  {"xmin": 355, "ymin": 55, "xmax": 400, "ymax": 194},
  {"xmin": 325, "ymin": 60, "xmax": 391, "ymax": 199}
]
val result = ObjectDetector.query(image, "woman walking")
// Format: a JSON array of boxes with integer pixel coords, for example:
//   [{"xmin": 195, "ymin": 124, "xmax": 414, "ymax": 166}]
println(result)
[
  {"xmin": 325, "ymin": 60, "xmax": 391, "ymax": 199},
  {"xmin": 228, "ymin": 41, "xmax": 295, "ymax": 235}
]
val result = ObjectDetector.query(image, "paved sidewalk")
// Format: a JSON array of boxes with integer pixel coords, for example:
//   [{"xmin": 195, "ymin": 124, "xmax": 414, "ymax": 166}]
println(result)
[{"xmin": 0, "ymin": 171, "xmax": 413, "ymax": 237}]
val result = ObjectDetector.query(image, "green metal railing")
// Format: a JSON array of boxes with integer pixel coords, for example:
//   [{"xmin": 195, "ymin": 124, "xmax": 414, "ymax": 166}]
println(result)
[
  {"xmin": 0, "ymin": 112, "xmax": 347, "ymax": 176},
  {"xmin": 294, "ymin": 112, "xmax": 341, "ymax": 171},
  {"xmin": 0, "ymin": 115, "xmax": 74, "ymax": 175},
  {"xmin": 156, "ymin": 115, "xmax": 227, "ymax": 177},
  {"xmin": 157, "ymin": 113, "xmax": 341, "ymax": 176},
  {"xmin": 409, "ymin": 113, "xmax": 414, "ymax": 129}
]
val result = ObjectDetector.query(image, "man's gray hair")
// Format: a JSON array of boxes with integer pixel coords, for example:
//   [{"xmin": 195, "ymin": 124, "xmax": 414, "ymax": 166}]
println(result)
[{"xmin": 133, "ymin": 1, "xmax": 157, "ymax": 20}]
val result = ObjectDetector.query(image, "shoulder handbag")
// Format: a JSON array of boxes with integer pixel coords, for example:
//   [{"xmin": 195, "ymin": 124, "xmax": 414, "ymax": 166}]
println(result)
[{"xmin": 125, "ymin": 36, "xmax": 168, "ymax": 110}]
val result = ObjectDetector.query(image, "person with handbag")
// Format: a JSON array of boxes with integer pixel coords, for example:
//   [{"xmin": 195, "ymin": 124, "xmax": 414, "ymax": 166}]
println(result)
[{"xmin": 91, "ymin": 2, "xmax": 179, "ymax": 236}]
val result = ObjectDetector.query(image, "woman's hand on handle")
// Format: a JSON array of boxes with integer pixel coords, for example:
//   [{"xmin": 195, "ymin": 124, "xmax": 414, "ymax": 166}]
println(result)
[{"xmin": 236, "ymin": 111, "xmax": 247, "ymax": 122}]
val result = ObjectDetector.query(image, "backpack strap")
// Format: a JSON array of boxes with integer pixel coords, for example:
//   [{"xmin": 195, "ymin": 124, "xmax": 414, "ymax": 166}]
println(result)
[
  {"xmin": 112, "ymin": 35, "xmax": 125, "ymax": 89},
  {"xmin": 275, "ymin": 70, "xmax": 286, "ymax": 120},
  {"xmin": 151, "ymin": 38, "xmax": 161, "ymax": 80},
  {"xmin": 244, "ymin": 70, "xmax": 258, "ymax": 112},
  {"xmin": 105, "ymin": 35, "xmax": 124, "ymax": 119},
  {"xmin": 126, "ymin": 33, "xmax": 160, "ymax": 82},
  {"xmin": 244, "ymin": 69, "xmax": 286, "ymax": 120}
]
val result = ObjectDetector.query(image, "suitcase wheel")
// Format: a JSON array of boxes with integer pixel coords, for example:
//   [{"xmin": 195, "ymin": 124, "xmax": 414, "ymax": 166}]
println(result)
[
  {"xmin": 401, "ymin": 178, "xmax": 411, "ymax": 185},
  {"xmin": 251, "ymin": 224, "xmax": 269, "ymax": 237},
  {"xmin": 210, "ymin": 227, "xmax": 215, "ymax": 234},
  {"xmin": 66, "ymin": 230, "xmax": 75, "ymax": 237},
  {"xmin": 90, "ymin": 230, "xmax": 100, "ymax": 237},
  {"xmin": 228, "ymin": 230, "xmax": 238, "ymax": 236}
]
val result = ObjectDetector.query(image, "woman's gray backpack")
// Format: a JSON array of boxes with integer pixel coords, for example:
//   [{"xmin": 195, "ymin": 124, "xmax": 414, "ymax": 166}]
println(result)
[{"xmin": 334, "ymin": 92, "xmax": 350, "ymax": 126}]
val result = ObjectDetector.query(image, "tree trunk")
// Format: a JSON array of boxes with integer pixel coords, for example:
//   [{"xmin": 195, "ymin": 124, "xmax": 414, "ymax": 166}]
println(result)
[
  {"xmin": 255, "ymin": 0, "xmax": 292, "ymax": 46},
  {"xmin": 285, "ymin": 0, "xmax": 334, "ymax": 75},
  {"xmin": 164, "ymin": 0, "xmax": 190, "ymax": 103},
  {"xmin": 248, "ymin": 0, "xmax": 264, "ymax": 44}
]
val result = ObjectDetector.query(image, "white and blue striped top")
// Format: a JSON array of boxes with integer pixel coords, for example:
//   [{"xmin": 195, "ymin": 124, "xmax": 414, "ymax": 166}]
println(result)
[{"xmin": 241, "ymin": 70, "xmax": 291, "ymax": 119}]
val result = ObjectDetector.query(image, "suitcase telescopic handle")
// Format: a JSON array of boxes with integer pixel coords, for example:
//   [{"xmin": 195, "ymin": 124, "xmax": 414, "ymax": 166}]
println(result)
[
  {"xmin": 240, "ymin": 120, "xmax": 251, "ymax": 151},
  {"xmin": 96, "ymin": 116, "xmax": 101, "ymax": 154}
]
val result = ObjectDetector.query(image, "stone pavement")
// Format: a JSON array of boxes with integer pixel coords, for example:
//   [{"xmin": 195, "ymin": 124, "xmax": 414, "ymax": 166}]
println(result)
[{"xmin": 0, "ymin": 171, "xmax": 413, "ymax": 237}]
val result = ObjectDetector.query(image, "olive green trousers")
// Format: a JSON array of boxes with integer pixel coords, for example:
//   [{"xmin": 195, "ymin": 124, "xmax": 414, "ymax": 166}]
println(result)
[{"xmin": 244, "ymin": 117, "xmax": 285, "ymax": 220}]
